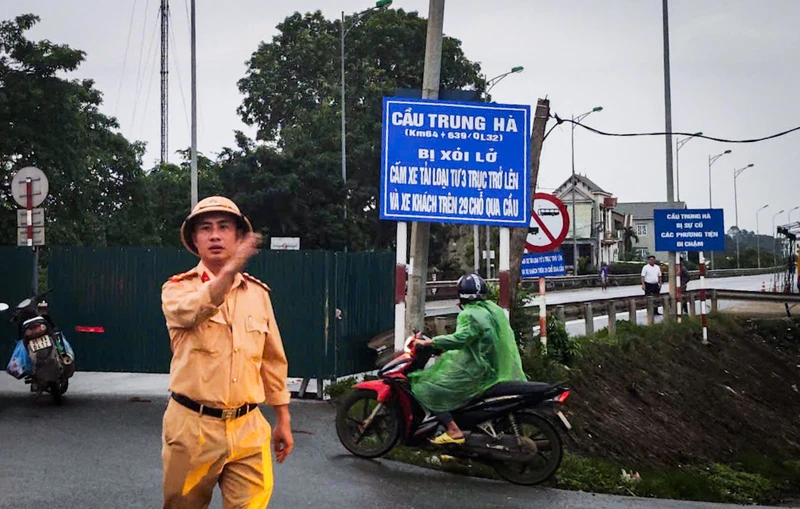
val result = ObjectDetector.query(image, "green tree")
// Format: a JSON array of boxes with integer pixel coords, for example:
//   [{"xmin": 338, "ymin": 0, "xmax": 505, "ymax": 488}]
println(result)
[
  {"xmin": 143, "ymin": 149, "xmax": 223, "ymax": 246},
  {"xmin": 236, "ymin": 8, "xmax": 486, "ymax": 252},
  {"xmin": 622, "ymin": 226, "xmax": 639, "ymax": 261},
  {"xmin": 0, "ymin": 14, "xmax": 152, "ymax": 246},
  {"xmin": 215, "ymin": 132, "xmax": 349, "ymax": 249}
]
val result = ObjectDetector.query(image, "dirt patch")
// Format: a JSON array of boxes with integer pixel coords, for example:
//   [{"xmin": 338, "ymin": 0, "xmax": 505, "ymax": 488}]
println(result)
[{"xmin": 563, "ymin": 316, "xmax": 800, "ymax": 468}]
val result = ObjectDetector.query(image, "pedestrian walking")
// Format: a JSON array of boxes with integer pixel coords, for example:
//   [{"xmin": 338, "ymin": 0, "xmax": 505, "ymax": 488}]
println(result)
[{"xmin": 641, "ymin": 255, "xmax": 663, "ymax": 315}]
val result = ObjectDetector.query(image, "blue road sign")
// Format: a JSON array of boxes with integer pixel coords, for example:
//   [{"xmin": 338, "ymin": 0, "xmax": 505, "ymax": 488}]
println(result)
[
  {"xmin": 380, "ymin": 97, "xmax": 531, "ymax": 226},
  {"xmin": 521, "ymin": 251, "xmax": 566, "ymax": 278},
  {"xmin": 654, "ymin": 208, "xmax": 725, "ymax": 252}
]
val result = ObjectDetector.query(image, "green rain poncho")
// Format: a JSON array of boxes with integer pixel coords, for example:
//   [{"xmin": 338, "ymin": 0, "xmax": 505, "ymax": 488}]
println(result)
[{"xmin": 409, "ymin": 299, "xmax": 527, "ymax": 413}]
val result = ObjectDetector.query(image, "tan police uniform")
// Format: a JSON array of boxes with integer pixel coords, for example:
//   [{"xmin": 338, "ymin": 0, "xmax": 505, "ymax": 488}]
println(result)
[{"xmin": 160, "ymin": 197, "xmax": 290, "ymax": 509}]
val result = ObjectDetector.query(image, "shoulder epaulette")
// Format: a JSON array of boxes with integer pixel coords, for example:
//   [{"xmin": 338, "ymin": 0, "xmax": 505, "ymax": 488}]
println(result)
[
  {"xmin": 168, "ymin": 271, "xmax": 199, "ymax": 283},
  {"xmin": 243, "ymin": 272, "xmax": 271, "ymax": 292}
]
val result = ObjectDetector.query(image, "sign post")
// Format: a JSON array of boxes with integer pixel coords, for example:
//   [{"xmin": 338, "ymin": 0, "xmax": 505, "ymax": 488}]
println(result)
[
  {"xmin": 654, "ymin": 208, "xmax": 725, "ymax": 342},
  {"xmin": 522, "ymin": 192, "xmax": 570, "ymax": 349},
  {"xmin": 12, "ymin": 167, "xmax": 49, "ymax": 294},
  {"xmin": 381, "ymin": 97, "xmax": 531, "ymax": 348}
]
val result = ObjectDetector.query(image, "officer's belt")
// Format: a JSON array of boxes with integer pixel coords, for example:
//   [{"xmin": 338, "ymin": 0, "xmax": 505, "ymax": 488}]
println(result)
[{"xmin": 171, "ymin": 393, "xmax": 258, "ymax": 420}]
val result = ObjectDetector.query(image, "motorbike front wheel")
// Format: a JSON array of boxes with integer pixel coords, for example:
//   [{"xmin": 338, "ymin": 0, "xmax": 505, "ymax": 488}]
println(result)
[
  {"xmin": 336, "ymin": 389, "xmax": 401, "ymax": 458},
  {"xmin": 492, "ymin": 412, "xmax": 564, "ymax": 486}
]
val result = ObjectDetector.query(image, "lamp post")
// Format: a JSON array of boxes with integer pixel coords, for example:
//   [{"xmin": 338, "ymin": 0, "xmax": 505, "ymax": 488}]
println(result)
[
  {"xmin": 789, "ymin": 206, "xmax": 799, "ymax": 223},
  {"xmin": 733, "ymin": 163, "xmax": 754, "ymax": 268},
  {"xmin": 707, "ymin": 149, "xmax": 731, "ymax": 270},
  {"xmin": 675, "ymin": 131, "xmax": 702, "ymax": 203},
  {"xmin": 485, "ymin": 66, "xmax": 524, "ymax": 95},
  {"xmin": 756, "ymin": 204, "xmax": 769, "ymax": 269},
  {"xmin": 478, "ymin": 66, "xmax": 524, "ymax": 278},
  {"xmin": 773, "ymin": 209, "xmax": 784, "ymax": 263},
  {"xmin": 570, "ymin": 106, "xmax": 603, "ymax": 273},
  {"xmin": 341, "ymin": 0, "xmax": 392, "ymax": 225}
]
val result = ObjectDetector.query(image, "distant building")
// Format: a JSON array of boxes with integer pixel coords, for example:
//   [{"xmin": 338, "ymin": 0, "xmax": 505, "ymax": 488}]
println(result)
[
  {"xmin": 615, "ymin": 201, "xmax": 687, "ymax": 261},
  {"xmin": 554, "ymin": 174, "xmax": 625, "ymax": 268}
]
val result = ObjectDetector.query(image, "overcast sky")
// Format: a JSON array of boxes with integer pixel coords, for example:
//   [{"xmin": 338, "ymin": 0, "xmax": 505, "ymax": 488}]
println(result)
[{"xmin": 2, "ymin": 0, "xmax": 798, "ymax": 234}]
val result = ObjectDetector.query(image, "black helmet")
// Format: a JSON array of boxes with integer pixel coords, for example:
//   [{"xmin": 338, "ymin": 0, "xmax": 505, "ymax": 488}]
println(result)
[{"xmin": 457, "ymin": 273, "xmax": 488, "ymax": 302}]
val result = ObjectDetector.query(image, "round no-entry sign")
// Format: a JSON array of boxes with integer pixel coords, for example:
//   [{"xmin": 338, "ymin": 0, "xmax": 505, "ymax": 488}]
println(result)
[{"xmin": 525, "ymin": 192, "xmax": 570, "ymax": 253}]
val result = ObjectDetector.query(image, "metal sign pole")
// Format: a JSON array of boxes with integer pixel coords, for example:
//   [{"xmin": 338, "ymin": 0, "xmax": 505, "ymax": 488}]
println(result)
[
  {"xmin": 499, "ymin": 227, "xmax": 510, "ymax": 317},
  {"xmin": 394, "ymin": 222, "xmax": 408, "ymax": 352},
  {"xmin": 25, "ymin": 177, "xmax": 38, "ymax": 294},
  {"xmin": 538, "ymin": 277, "xmax": 547, "ymax": 353}
]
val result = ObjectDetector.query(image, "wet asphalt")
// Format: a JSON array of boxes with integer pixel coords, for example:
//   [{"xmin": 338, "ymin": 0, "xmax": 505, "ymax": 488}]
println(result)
[{"xmin": 0, "ymin": 386, "xmax": 795, "ymax": 509}]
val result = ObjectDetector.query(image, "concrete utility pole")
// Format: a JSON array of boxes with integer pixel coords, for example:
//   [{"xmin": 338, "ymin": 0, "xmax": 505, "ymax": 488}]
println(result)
[
  {"xmin": 662, "ymin": 0, "xmax": 677, "ymax": 304},
  {"xmin": 190, "ymin": 0, "xmax": 198, "ymax": 208},
  {"xmin": 406, "ymin": 0, "xmax": 444, "ymax": 336},
  {"xmin": 508, "ymin": 99, "xmax": 550, "ymax": 325}
]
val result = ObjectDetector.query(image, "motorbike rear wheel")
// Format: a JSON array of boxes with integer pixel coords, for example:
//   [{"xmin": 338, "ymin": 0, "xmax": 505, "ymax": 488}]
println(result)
[
  {"xmin": 48, "ymin": 382, "xmax": 64, "ymax": 405},
  {"xmin": 492, "ymin": 412, "xmax": 563, "ymax": 486},
  {"xmin": 336, "ymin": 389, "xmax": 401, "ymax": 458}
]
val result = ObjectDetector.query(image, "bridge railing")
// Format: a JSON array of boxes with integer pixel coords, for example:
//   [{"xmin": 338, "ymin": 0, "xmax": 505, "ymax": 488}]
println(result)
[{"xmin": 425, "ymin": 266, "xmax": 783, "ymax": 301}]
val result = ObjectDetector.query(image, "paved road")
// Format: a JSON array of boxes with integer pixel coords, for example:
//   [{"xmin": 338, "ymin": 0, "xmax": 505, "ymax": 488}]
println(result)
[{"xmin": 1, "ymin": 373, "xmax": 795, "ymax": 509}]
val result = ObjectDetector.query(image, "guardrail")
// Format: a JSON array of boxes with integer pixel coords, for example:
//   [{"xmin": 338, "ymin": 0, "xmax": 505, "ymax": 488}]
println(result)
[
  {"xmin": 425, "ymin": 266, "xmax": 783, "ymax": 301},
  {"xmin": 370, "ymin": 287, "xmax": 799, "ymax": 366}
]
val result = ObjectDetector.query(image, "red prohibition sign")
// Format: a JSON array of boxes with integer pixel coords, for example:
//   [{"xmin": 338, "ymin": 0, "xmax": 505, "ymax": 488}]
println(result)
[{"xmin": 525, "ymin": 192, "xmax": 570, "ymax": 253}]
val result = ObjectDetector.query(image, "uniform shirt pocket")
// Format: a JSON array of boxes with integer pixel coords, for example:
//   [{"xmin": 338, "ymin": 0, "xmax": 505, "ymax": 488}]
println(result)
[
  {"xmin": 244, "ymin": 315, "xmax": 269, "ymax": 360},
  {"xmin": 195, "ymin": 310, "xmax": 227, "ymax": 354}
]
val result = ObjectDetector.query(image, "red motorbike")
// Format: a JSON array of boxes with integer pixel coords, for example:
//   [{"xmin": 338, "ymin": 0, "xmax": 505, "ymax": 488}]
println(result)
[{"xmin": 335, "ymin": 335, "xmax": 573, "ymax": 485}]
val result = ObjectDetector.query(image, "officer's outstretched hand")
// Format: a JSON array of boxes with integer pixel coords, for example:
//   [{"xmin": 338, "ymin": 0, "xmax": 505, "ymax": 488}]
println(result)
[{"xmin": 228, "ymin": 233, "xmax": 262, "ymax": 274}]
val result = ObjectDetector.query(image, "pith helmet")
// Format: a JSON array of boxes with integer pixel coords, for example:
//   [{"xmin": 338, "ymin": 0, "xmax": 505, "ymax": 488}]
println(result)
[{"xmin": 180, "ymin": 196, "xmax": 253, "ymax": 257}]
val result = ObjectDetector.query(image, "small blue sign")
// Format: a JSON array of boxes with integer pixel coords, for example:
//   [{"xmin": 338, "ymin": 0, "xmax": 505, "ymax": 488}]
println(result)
[
  {"xmin": 521, "ymin": 251, "xmax": 566, "ymax": 278},
  {"xmin": 654, "ymin": 208, "xmax": 725, "ymax": 252},
  {"xmin": 380, "ymin": 97, "xmax": 531, "ymax": 226}
]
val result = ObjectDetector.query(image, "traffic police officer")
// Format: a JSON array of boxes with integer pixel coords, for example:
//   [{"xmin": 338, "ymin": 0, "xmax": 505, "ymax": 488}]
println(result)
[{"xmin": 160, "ymin": 196, "xmax": 293, "ymax": 508}]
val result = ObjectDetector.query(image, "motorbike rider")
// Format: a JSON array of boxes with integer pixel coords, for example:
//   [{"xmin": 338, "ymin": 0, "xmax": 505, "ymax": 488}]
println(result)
[{"xmin": 409, "ymin": 273, "xmax": 526, "ymax": 444}]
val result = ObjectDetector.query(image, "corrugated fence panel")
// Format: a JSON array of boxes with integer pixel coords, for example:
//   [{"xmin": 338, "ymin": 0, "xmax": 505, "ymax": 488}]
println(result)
[
  {"xmin": 245, "ymin": 250, "xmax": 332, "ymax": 379},
  {"xmin": 0, "ymin": 247, "xmax": 35, "ymax": 366},
  {"xmin": 334, "ymin": 251, "xmax": 395, "ymax": 377},
  {"xmin": 47, "ymin": 247, "xmax": 194, "ymax": 373},
  {"xmin": 44, "ymin": 247, "xmax": 395, "ymax": 379}
]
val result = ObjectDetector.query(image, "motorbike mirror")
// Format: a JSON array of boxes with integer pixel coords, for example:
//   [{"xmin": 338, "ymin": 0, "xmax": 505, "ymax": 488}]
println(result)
[
  {"xmin": 17, "ymin": 298, "xmax": 32, "ymax": 309},
  {"xmin": 0, "ymin": 303, "xmax": 8, "ymax": 312}
]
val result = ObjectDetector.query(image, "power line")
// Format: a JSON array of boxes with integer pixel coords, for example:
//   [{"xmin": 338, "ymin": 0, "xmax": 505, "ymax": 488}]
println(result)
[
  {"xmin": 553, "ymin": 114, "xmax": 800, "ymax": 144},
  {"xmin": 130, "ymin": 0, "xmax": 152, "ymax": 128},
  {"xmin": 113, "ymin": 0, "xmax": 138, "ymax": 119},
  {"xmin": 169, "ymin": 10, "xmax": 191, "ymax": 134},
  {"xmin": 132, "ymin": 13, "xmax": 161, "ymax": 137}
]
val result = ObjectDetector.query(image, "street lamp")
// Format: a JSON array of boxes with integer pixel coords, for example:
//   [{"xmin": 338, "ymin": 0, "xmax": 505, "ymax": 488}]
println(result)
[
  {"xmin": 756, "ymin": 204, "xmax": 769, "ymax": 268},
  {"xmin": 341, "ymin": 0, "xmax": 393, "ymax": 223},
  {"xmin": 675, "ymin": 131, "xmax": 702, "ymax": 202},
  {"xmin": 789, "ymin": 206, "xmax": 799, "ymax": 223},
  {"xmin": 478, "ymin": 66, "xmax": 524, "ymax": 278},
  {"xmin": 733, "ymin": 163, "xmax": 754, "ymax": 268},
  {"xmin": 707, "ymin": 149, "xmax": 731, "ymax": 269},
  {"xmin": 773, "ymin": 209, "xmax": 785, "ymax": 263},
  {"xmin": 570, "ymin": 106, "xmax": 603, "ymax": 273},
  {"xmin": 485, "ymin": 66, "xmax": 524, "ymax": 95}
]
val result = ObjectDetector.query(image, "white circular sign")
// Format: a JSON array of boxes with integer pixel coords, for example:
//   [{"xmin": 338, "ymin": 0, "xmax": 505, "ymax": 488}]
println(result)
[
  {"xmin": 11, "ymin": 166, "xmax": 49, "ymax": 208},
  {"xmin": 525, "ymin": 193, "xmax": 571, "ymax": 253}
]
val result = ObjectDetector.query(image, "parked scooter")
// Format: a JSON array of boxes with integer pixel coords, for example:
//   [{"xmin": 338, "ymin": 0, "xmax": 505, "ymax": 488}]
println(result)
[{"xmin": 2, "ymin": 289, "xmax": 76, "ymax": 405}]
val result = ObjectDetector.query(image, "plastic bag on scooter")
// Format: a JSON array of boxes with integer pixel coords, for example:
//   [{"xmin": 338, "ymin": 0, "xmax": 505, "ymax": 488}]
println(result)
[
  {"xmin": 60, "ymin": 334, "xmax": 75, "ymax": 360},
  {"xmin": 6, "ymin": 340, "xmax": 33, "ymax": 379}
]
